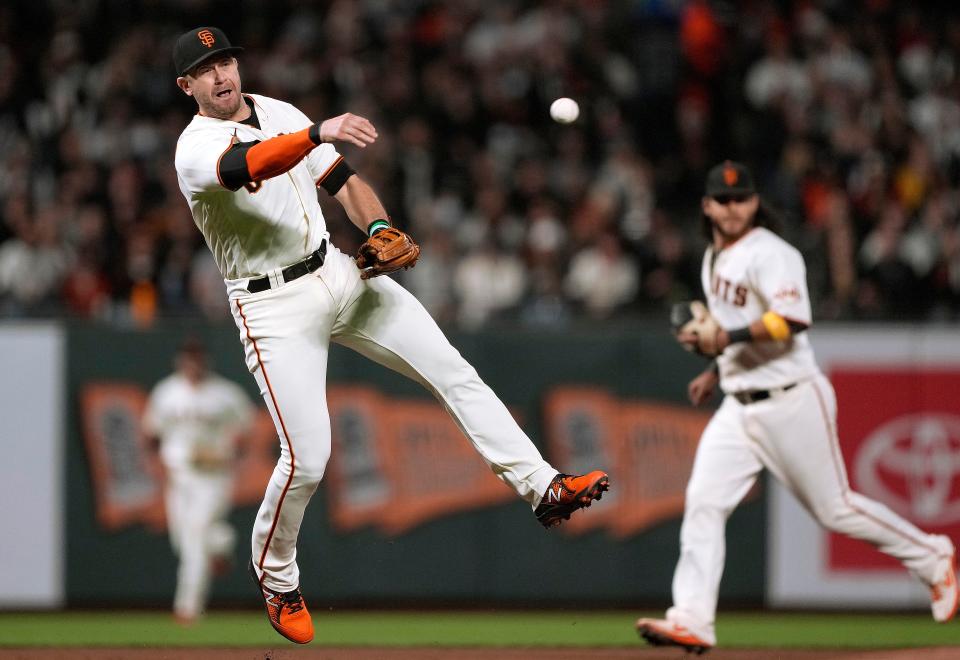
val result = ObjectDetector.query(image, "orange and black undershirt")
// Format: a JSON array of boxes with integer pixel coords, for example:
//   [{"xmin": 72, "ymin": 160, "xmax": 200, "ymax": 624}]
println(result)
[{"xmin": 218, "ymin": 98, "xmax": 354, "ymax": 193}]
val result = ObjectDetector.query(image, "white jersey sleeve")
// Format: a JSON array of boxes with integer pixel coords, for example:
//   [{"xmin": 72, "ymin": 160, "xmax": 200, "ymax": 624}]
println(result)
[
  {"xmin": 174, "ymin": 126, "xmax": 236, "ymax": 194},
  {"xmin": 750, "ymin": 243, "xmax": 812, "ymax": 326}
]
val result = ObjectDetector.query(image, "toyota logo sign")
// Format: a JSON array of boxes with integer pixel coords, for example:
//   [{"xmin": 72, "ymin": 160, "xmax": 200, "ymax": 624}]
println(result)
[{"xmin": 854, "ymin": 413, "xmax": 960, "ymax": 525}]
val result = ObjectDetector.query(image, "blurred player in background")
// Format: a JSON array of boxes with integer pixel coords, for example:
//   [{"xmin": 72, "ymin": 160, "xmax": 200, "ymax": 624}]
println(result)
[
  {"xmin": 636, "ymin": 161, "xmax": 957, "ymax": 654},
  {"xmin": 171, "ymin": 26, "xmax": 609, "ymax": 644},
  {"xmin": 143, "ymin": 337, "xmax": 255, "ymax": 625}
]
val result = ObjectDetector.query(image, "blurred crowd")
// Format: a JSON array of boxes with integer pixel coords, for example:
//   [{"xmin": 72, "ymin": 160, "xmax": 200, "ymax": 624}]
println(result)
[{"xmin": 2, "ymin": 0, "xmax": 960, "ymax": 327}]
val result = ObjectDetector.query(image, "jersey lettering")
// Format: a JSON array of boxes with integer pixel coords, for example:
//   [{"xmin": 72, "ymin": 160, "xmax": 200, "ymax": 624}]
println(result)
[
  {"xmin": 712, "ymin": 275, "xmax": 748, "ymax": 307},
  {"xmin": 773, "ymin": 285, "xmax": 802, "ymax": 305},
  {"xmin": 734, "ymin": 285, "xmax": 748, "ymax": 307}
]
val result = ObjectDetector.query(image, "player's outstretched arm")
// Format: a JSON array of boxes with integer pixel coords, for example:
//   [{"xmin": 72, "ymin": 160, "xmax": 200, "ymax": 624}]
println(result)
[{"xmin": 217, "ymin": 113, "xmax": 377, "ymax": 191}]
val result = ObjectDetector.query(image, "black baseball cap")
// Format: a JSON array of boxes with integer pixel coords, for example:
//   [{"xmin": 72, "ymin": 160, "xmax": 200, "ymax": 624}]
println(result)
[
  {"xmin": 173, "ymin": 26, "xmax": 243, "ymax": 77},
  {"xmin": 705, "ymin": 160, "xmax": 757, "ymax": 198}
]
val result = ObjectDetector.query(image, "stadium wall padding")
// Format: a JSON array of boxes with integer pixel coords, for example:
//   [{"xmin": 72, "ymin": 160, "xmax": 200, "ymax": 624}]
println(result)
[{"xmin": 63, "ymin": 319, "xmax": 765, "ymax": 607}]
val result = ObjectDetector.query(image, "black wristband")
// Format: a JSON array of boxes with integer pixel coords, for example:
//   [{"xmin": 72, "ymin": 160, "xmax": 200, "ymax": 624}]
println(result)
[
  {"xmin": 319, "ymin": 158, "xmax": 355, "ymax": 195},
  {"xmin": 308, "ymin": 123, "xmax": 322, "ymax": 145},
  {"xmin": 726, "ymin": 326, "xmax": 752, "ymax": 344},
  {"xmin": 710, "ymin": 360, "xmax": 719, "ymax": 375}
]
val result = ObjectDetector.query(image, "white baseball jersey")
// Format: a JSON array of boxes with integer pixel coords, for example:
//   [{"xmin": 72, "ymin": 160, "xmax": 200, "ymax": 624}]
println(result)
[
  {"xmin": 143, "ymin": 372, "xmax": 254, "ymax": 471},
  {"xmin": 175, "ymin": 94, "xmax": 342, "ymax": 283},
  {"xmin": 660, "ymin": 225, "xmax": 952, "ymax": 646},
  {"xmin": 174, "ymin": 93, "xmax": 559, "ymax": 594},
  {"xmin": 701, "ymin": 227, "xmax": 820, "ymax": 392}
]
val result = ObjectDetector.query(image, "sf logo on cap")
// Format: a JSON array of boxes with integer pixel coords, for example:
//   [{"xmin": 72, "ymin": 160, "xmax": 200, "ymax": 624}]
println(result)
[
  {"xmin": 723, "ymin": 163, "xmax": 738, "ymax": 186},
  {"xmin": 198, "ymin": 29, "xmax": 216, "ymax": 48}
]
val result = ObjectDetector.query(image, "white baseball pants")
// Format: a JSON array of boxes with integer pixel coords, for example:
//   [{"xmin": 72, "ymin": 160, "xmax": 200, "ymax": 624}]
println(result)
[
  {"xmin": 165, "ymin": 468, "xmax": 235, "ymax": 620},
  {"xmin": 231, "ymin": 244, "xmax": 557, "ymax": 592},
  {"xmin": 666, "ymin": 374, "xmax": 952, "ymax": 645}
]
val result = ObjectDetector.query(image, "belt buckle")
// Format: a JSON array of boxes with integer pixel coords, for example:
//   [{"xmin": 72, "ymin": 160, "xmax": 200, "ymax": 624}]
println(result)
[
  {"xmin": 299, "ymin": 242, "xmax": 326, "ymax": 277},
  {"xmin": 735, "ymin": 390, "xmax": 764, "ymax": 405}
]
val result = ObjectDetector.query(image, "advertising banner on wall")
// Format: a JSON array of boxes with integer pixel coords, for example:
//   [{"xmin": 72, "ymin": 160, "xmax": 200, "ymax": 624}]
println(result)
[
  {"xmin": 325, "ymin": 385, "xmax": 517, "ymax": 534},
  {"xmin": 768, "ymin": 327, "xmax": 960, "ymax": 608},
  {"xmin": 543, "ymin": 387, "xmax": 712, "ymax": 537},
  {"xmin": 78, "ymin": 380, "xmax": 714, "ymax": 540}
]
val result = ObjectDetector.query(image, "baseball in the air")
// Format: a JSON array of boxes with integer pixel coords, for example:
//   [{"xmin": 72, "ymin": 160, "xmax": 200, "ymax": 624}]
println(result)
[{"xmin": 550, "ymin": 97, "xmax": 580, "ymax": 124}]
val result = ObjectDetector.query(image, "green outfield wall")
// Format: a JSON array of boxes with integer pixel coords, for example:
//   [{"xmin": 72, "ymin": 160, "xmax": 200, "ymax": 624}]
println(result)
[{"xmin": 63, "ymin": 320, "xmax": 765, "ymax": 607}]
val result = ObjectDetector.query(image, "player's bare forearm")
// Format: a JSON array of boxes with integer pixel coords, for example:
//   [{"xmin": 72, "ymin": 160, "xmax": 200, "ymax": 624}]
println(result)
[{"xmin": 334, "ymin": 175, "xmax": 390, "ymax": 234}]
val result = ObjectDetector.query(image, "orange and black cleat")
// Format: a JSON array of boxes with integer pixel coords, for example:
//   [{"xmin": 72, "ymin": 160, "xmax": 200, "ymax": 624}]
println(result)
[
  {"xmin": 249, "ymin": 561, "xmax": 314, "ymax": 644},
  {"xmin": 635, "ymin": 618, "xmax": 712, "ymax": 655},
  {"xmin": 534, "ymin": 470, "xmax": 610, "ymax": 528}
]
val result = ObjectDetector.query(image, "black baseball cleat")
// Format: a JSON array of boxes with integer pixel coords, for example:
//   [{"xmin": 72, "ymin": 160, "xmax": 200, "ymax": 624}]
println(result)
[
  {"xmin": 534, "ymin": 471, "xmax": 609, "ymax": 528},
  {"xmin": 636, "ymin": 618, "xmax": 712, "ymax": 655}
]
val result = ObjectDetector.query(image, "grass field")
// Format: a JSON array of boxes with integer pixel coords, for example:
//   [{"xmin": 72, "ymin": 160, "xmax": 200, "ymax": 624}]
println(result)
[{"xmin": 1, "ymin": 611, "xmax": 958, "ymax": 649}]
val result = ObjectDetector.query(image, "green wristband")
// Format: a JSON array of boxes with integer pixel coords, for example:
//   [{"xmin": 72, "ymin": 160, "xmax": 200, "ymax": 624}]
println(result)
[{"xmin": 367, "ymin": 219, "xmax": 390, "ymax": 236}]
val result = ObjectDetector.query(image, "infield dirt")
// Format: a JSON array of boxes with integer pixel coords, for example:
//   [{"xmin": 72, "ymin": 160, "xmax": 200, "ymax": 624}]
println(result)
[{"xmin": 3, "ymin": 647, "xmax": 958, "ymax": 659}]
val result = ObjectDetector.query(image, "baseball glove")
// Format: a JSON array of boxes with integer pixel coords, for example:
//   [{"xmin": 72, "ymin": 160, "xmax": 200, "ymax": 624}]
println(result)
[
  {"xmin": 670, "ymin": 300, "xmax": 723, "ymax": 357},
  {"xmin": 355, "ymin": 227, "xmax": 421, "ymax": 280}
]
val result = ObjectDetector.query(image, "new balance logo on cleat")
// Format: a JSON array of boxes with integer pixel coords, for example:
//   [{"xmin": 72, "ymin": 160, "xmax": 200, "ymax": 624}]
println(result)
[
  {"xmin": 546, "ymin": 483, "xmax": 563, "ymax": 503},
  {"xmin": 534, "ymin": 470, "xmax": 610, "ymax": 529},
  {"xmin": 249, "ymin": 560, "xmax": 314, "ymax": 644}
]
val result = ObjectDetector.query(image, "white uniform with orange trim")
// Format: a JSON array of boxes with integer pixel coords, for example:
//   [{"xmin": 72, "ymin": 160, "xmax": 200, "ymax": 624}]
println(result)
[
  {"xmin": 143, "ymin": 370, "xmax": 254, "ymax": 620},
  {"xmin": 664, "ymin": 227, "xmax": 953, "ymax": 645},
  {"xmin": 174, "ymin": 94, "xmax": 558, "ymax": 594}
]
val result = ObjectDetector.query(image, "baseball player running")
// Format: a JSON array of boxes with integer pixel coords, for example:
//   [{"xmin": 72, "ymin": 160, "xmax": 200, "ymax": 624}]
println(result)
[
  {"xmin": 143, "ymin": 337, "xmax": 255, "ymax": 624},
  {"xmin": 171, "ymin": 27, "xmax": 609, "ymax": 644},
  {"xmin": 635, "ymin": 161, "xmax": 957, "ymax": 654}
]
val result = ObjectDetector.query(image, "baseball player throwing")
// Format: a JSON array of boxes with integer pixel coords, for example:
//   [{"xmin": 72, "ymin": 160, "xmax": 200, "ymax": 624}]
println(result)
[
  {"xmin": 171, "ymin": 27, "xmax": 609, "ymax": 644},
  {"xmin": 143, "ymin": 338, "xmax": 254, "ymax": 624},
  {"xmin": 636, "ymin": 161, "xmax": 957, "ymax": 654}
]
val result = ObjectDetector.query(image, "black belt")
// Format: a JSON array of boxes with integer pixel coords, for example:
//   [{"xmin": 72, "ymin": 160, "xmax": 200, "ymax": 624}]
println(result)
[
  {"xmin": 733, "ymin": 382, "xmax": 797, "ymax": 405},
  {"xmin": 246, "ymin": 240, "xmax": 327, "ymax": 294}
]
